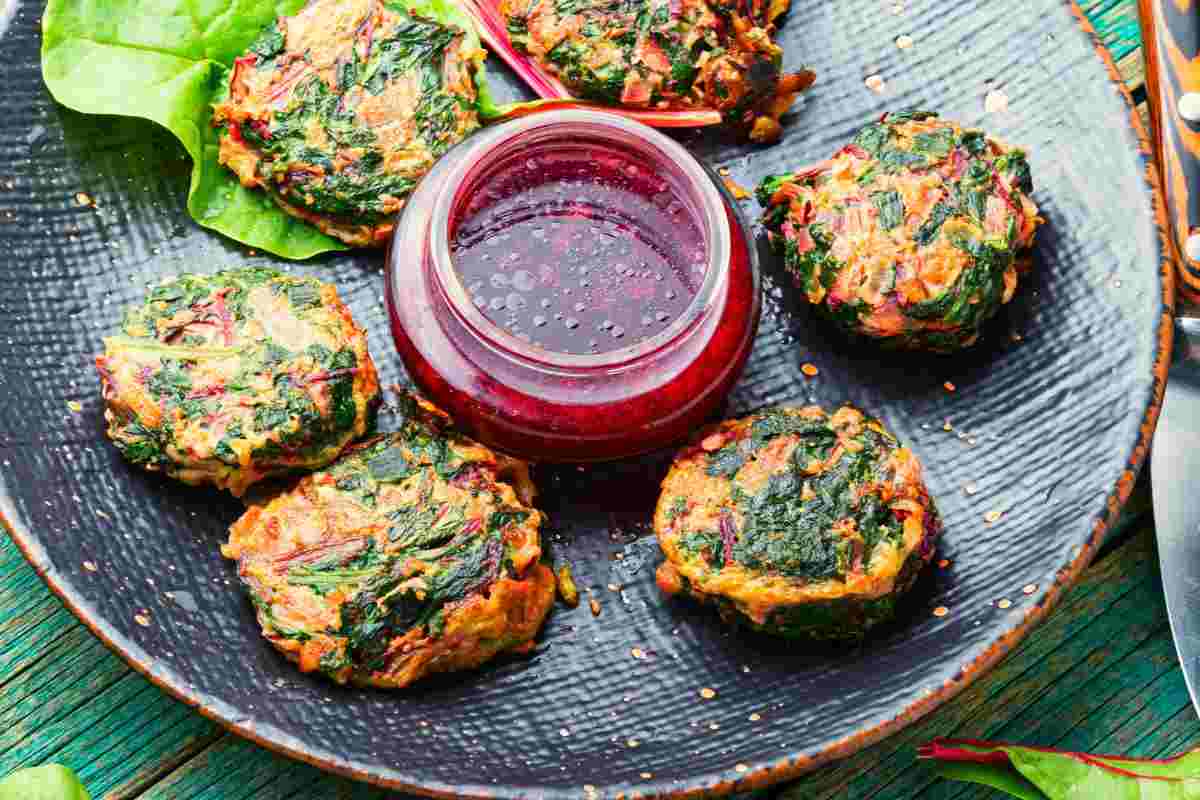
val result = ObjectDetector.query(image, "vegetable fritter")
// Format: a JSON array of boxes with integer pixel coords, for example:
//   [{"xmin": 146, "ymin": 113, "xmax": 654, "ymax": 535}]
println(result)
[
  {"xmin": 95, "ymin": 268, "xmax": 381, "ymax": 496},
  {"xmin": 222, "ymin": 395, "xmax": 556, "ymax": 688},
  {"xmin": 654, "ymin": 405, "xmax": 940, "ymax": 639},
  {"xmin": 213, "ymin": 0, "xmax": 484, "ymax": 247},
  {"xmin": 758, "ymin": 111, "xmax": 1042, "ymax": 350},
  {"xmin": 501, "ymin": 0, "xmax": 812, "ymax": 140}
]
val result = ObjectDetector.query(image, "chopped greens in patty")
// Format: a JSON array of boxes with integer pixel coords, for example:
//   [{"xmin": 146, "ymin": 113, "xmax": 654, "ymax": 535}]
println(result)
[
  {"xmin": 213, "ymin": 0, "xmax": 484, "ymax": 247},
  {"xmin": 95, "ymin": 268, "xmax": 381, "ymax": 495},
  {"xmin": 655, "ymin": 404, "xmax": 940, "ymax": 639},
  {"xmin": 757, "ymin": 111, "xmax": 1043, "ymax": 350},
  {"xmin": 222, "ymin": 395, "xmax": 555, "ymax": 688},
  {"xmin": 499, "ymin": 0, "xmax": 813, "ymax": 140}
]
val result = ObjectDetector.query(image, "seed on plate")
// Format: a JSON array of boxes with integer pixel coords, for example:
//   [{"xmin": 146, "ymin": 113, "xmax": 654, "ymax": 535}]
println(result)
[
  {"xmin": 608, "ymin": 582, "xmax": 621, "ymax": 592},
  {"xmin": 640, "ymin": 772, "xmax": 653, "ymax": 779},
  {"xmin": 74, "ymin": 192, "xmax": 93, "ymax": 207},
  {"xmin": 134, "ymin": 613, "xmax": 151, "ymax": 627},
  {"xmin": 985, "ymin": 89, "xmax": 1010, "ymax": 113},
  {"xmin": 627, "ymin": 738, "xmax": 640, "ymax": 748},
  {"xmin": 943, "ymin": 382, "xmax": 956, "ymax": 392},
  {"xmin": 709, "ymin": 722, "xmax": 720, "ymax": 731},
  {"xmin": 631, "ymin": 647, "xmax": 646, "ymax": 659},
  {"xmin": 1022, "ymin": 584, "xmax": 1037, "ymax": 595},
  {"xmin": 864, "ymin": 74, "xmax": 886, "ymax": 93},
  {"xmin": 933, "ymin": 606, "xmax": 949, "ymax": 617},
  {"xmin": 82, "ymin": 561, "xmax": 97, "ymax": 572},
  {"xmin": 896, "ymin": 34, "xmax": 913, "ymax": 49},
  {"xmin": 735, "ymin": 763, "xmax": 749, "ymax": 773},
  {"xmin": 559, "ymin": 728, "xmax": 570, "ymax": 738},
  {"xmin": 997, "ymin": 598, "xmax": 1013, "ymax": 609},
  {"xmin": 984, "ymin": 510, "xmax": 1003, "ymax": 523},
  {"xmin": 749, "ymin": 713, "xmax": 762, "ymax": 722},
  {"xmin": 964, "ymin": 483, "xmax": 979, "ymax": 495},
  {"xmin": 699, "ymin": 687, "xmax": 717, "ymax": 700},
  {"xmin": 801, "ymin": 363, "xmax": 819, "ymax": 376},
  {"xmin": 718, "ymin": 167, "xmax": 730, "ymax": 176}
]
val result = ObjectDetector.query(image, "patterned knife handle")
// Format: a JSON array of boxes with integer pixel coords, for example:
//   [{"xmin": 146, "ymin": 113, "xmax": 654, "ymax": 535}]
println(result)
[{"xmin": 1139, "ymin": 0, "xmax": 1200, "ymax": 307}]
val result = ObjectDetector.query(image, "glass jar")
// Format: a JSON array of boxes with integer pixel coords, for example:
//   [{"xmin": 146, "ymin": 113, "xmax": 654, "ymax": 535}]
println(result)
[{"xmin": 385, "ymin": 109, "xmax": 760, "ymax": 462}]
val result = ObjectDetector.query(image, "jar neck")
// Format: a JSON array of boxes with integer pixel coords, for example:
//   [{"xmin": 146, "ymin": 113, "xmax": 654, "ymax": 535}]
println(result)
[{"xmin": 423, "ymin": 110, "xmax": 731, "ymax": 375}]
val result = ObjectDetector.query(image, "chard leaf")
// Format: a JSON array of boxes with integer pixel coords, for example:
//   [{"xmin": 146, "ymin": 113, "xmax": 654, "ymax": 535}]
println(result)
[
  {"xmin": 0, "ymin": 765, "xmax": 92, "ymax": 800},
  {"xmin": 40, "ymin": 0, "xmax": 489, "ymax": 258},
  {"xmin": 921, "ymin": 738, "xmax": 1200, "ymax": 800}
]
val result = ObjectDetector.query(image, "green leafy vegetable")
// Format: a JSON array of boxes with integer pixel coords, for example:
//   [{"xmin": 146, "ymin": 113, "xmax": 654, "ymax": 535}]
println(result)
[
  {"xmin": 0, "ymin": 766, "xmax": 91, "ymax": 800},
  {"xmin": 920, "ymin": 738, "xmax": 1200, "ymax": 800},
  {"xmin": 871, "ymin": 190, "xmax": 905, "ymax": 231},
  {"xmin": 40, "ymin": 0, "xmax": 488, "ymax": 258}
]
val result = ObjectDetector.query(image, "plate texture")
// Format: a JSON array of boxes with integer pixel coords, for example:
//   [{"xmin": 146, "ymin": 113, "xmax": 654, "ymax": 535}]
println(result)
[{"xmin": 0, "ymin": 0, "xmax": 1172, "ymax": 797}]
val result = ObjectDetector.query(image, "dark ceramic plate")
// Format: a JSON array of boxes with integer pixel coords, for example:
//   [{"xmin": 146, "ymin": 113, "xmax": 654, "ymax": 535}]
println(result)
[{"xmin": 0, "ymin": 0, "xmax": 1172, "ymax": 796}]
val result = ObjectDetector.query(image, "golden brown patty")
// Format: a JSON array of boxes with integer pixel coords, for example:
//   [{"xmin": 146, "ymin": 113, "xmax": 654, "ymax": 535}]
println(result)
[
  {"xmin": 654, "ymin": 405, "xmax": 939, "ymax": 638},
  {"xmin": 213, "ymin": 0, "xmax": 483, "ymax": 246},
  {"xmin": 501, "ymin": 0, "xmax": 812, "ymax": 140},
  {"xmin": 758, "ymin": 110, "xmax": 1042, "ymax": 350},
  {"xmin": 95, "ymin": 268, "xmax": 381, "ymax": 496},
  {"xmin": 222, "ymin": 395, "xmax": 556, "ymax": 688}
]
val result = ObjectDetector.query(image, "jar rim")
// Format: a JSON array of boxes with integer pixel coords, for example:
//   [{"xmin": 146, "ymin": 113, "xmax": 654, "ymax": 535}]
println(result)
[{"xmin": 426, "ymin": 109, "xmax": 730, "ymax": 370}]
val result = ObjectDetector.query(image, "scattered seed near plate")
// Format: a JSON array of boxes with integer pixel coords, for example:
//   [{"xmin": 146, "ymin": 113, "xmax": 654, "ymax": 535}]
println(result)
[
  {"xmin": 589, "ymin": 595, "xmax": 602, "ymax": 617},
  {"xmin": 556, "ymin": 564, "xmax": 580, "ymax": 607},
  {"xmin": 700, "ymin": 687, "xmax": 717, "ymax": 700},
  {"xmin": 82, "ymin": 560, "xmax": 97, "ymax": 572},
  {"xmin": 735, "ymin": 764, "xmax": 749, "ymax": 774},
  {"xmin": 942, "ymin": 420, "xmax": 953, "ymax": 431},
  {"xmin": 984, "ymin": 88, "xmax": 1010, "ymax": 113},
  {"xmin": 134, "ymin": 613, "xmax": 151, "ymax": 627},
  {"xmin": 640, "ymin": 772, "xmax": 653, "ymax": 780},
  {"xmin": 608, "ymin": 582, "xmax": 621, "ymax": 592},
  {"xmin": 943, "ymin": 382, "xmax": 956, "ymax": 392},
  {"xmin": 627, "ymin": 738, "xmax": 640, "ymax": 748},
  {"xmin": 896, "ymin": 34, "xmax": 914, "ymax": 49},
  {"xmin": 864, "ymin": 74, "xmax": 887, "ymax": 93},
  {"xmin": 998, "ymin": 598, "xmax": 1013, "ymax": 609},
  {"xmin": 891, "ymin": 1, "xmax": 904, "ymax": 12},
  {"xmin": 749, "ymin": 712, "xmax": 762, "ymax": 722},
  {"xmin": 1022, "ymin": 583, "xmax": 1037, "ymax": 595},
  {"xmin": 933, "ymin": 606, "xmax": 949, "ymax": 618},
  {"xmin": 559, "ymin": 728, "xmax": 570, "ymax": 738},
  {"xmin": 718, "ymin": 167, "xmax": 730, "ymax": 176},
  {"xmin": 67, "ymin": 400, "xmax": 82, "ymax": 412},
  {"xmin": 631, "ymin": 647, "xmax": 647, "ymax": 660},
  {"xmin": 964, "ymin": 483, "xmax": 979, "ymax": 495},
  {"xmin": 984, "ymin": 510, "xmax": 1003, "ymax": 523},
  {"xmin": 709, "ymin": 722, "xmax": 721, "ymax": 731},
  {"xmin": 801, "ymin": 363, "xmax": 819, "ymax": 377},
  {"xmin": 74, "ymin": 192, "xmax": 93, "ymax": 207},
  {"xmin": 937, "ymin": 558, "xmax": 950, "ymax": 568}
]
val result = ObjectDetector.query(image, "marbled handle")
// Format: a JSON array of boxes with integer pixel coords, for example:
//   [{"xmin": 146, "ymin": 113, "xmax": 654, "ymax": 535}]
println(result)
[{"xmin": 1139, "ymin": 0, "xmax": 1200, "ymax": 305}]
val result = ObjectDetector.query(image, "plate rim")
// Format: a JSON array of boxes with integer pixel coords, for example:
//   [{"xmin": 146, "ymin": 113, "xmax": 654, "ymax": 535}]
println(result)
[{"xmin": 2, "ymin": 1, "xmax": 1177, "ymax": 796}]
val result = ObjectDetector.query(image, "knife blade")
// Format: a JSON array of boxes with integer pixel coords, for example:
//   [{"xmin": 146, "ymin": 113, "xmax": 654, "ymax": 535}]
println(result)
[{"xmin": 1152, "ymin": 318, "xmax": 1200, "ymax": 711}]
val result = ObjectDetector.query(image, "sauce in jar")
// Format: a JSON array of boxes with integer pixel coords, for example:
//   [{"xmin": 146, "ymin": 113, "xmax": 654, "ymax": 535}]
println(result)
[
  {"xmin": 386, "ymin": 110, "xmax": 759, "ymax": 462},
  {"xmin": 449, "ymin": 142, "xmax": 704, "ymax": 355}
]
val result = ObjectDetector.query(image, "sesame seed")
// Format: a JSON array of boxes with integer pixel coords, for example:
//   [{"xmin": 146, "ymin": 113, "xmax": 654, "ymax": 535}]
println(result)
[
  {"xmin": 801, "ymin": 363, "xmax": 819, "ymax": 377},
  {"xmin": 748, "ymin": 713, "xmax": 762, "ymax": 722},
  {"xmin": 699, "ymin": 687, "xmax": 717, "ymax": 700},
  {"xmin": 607, "ymin": 583, "xmax": 621, "ymax": 592},
  {"xmin": 627, "ymin": 738, "xmax": 640, "ymax": 748},
  {"xmin": 942, "ymin": 420, "xmax": 953, "ymax": 431},
  {"xmin": 864, "ymin": 74, "xmax": 886, "ymax": 93},
  {"xmin": 735, "ymin": 763, "xmax": 749, "ymax": 773},
  {"xmin": 709, "ymin": 722, "xmax": 720, "ymax": 731},
  {"xmin": 998, "ymin": 598, "xmax": 1013, "ymax": 609},
  {"xmin": 964, "ymin": 483, "xmax": 979, "ymax": 495},
  {"xmin": 589, "ymin": 596, "xmax": 601, "ymax": 617},
  {"xmin": 82, "ymin": 561, "xmax": 97, "ymax": 572},
  {"xmin": 640, "ymin": 772, "xmax": 653, "ymax": 779},
  {"xmin": 1022, "ymin": 583, "xmax": 1037, "ymax": 595},
  {"xmin": 984, "ymin": 510, "xmax": 1003, "ymax": 523},
  {"xmin": 74, "ymin": 192, "xmax": 93, "ymax": 207},
  {"xmin": 933, "ymin": 606, "xmax": 949, "ymax": 617},
  {"xmin": 134, "ymin": 613, "xmax": 151, "ymax": 627},
  {"xmin": 984, "ymin": 89, "xmax": 1010, "ymax": 113},
  {"xmin": 559, "ymin": 728, "xmax": 570, "ymax": 737},
  {"xmin": 718, "ymin": 167, "xmax": 730, "ymax": 176},
  {"xmin": 896, "ymin": 34, "xmax": 913, "ymax": 49},
  {"xmin": 631, "ymin": 647, "xmax": 646, "ymax": 660}
]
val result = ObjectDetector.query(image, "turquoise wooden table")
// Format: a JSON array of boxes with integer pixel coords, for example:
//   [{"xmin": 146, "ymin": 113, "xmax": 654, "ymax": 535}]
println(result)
[{"xmin": 0, "ymin": 3, "xmax": 1184, "ymax": 797}]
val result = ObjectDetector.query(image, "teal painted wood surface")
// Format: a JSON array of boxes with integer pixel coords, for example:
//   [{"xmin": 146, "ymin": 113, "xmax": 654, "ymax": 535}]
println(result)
[{"xmin": 1, "ymin": 2, "xmax": 1181, "ymax": 798}]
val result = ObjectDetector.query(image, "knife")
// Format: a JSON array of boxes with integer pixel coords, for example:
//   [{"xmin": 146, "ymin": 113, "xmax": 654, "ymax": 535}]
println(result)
[{"xmin": 1140, "ymin": 0, "xmax": 1200, "ymax": 713}]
